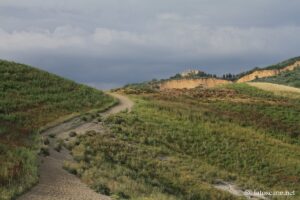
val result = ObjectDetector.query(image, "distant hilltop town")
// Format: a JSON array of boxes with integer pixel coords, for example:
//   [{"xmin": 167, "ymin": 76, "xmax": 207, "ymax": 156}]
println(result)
[{"xmin": 180, "ymin": 69, "xmax": 203, "ymax": 77}]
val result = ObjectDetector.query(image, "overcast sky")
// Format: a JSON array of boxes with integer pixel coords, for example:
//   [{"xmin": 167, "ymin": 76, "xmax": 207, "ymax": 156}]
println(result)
[{"xmin": 1, "ymin": 0, "xmax": 300, "ymax": 89}]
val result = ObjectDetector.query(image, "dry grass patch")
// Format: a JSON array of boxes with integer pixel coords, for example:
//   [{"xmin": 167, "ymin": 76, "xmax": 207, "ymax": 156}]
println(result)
[{"xmin": 248, "ymin": 82, "xmax": 300, "ymax": 98}]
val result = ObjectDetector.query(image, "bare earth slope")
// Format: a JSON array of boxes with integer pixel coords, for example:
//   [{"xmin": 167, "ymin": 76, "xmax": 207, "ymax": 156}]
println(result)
[
  {"xmin": 159, "ymin": 78, "xmax": 231, "ymax": 90},
  {"xmin": 237, "ymin": 61, "xmax": 300, "ymax": 83},
  {"xmin": 18, "ymin": 94, "xmax": 133, "ymax": 200}
]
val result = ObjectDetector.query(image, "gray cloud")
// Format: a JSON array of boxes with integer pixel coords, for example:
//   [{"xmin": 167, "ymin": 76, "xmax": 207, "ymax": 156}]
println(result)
[{"xmin": 0, "ymin": 0, "xmax": 300, "ymax": 89}]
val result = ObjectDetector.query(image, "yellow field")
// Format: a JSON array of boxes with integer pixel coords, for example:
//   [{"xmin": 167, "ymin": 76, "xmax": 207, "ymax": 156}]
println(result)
[{"xmin": 247, "ymin": 82, "xmax": 300, "ymax": 98}]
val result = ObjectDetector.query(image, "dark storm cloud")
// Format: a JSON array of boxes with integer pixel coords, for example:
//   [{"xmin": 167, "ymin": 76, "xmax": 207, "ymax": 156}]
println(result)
[{"xmin": 1, "ymin": 0, "xmax": 300, "ymax": 89}]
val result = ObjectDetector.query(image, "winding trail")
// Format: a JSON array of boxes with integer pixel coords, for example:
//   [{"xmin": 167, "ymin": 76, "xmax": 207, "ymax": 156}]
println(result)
[{"xmin": 18, "ymin": 93, "xmax": 133, "ymax": 200}]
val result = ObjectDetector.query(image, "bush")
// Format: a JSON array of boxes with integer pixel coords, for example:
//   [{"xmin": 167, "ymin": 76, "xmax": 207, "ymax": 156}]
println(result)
[
  {"xmin": 117, "ymin": 191, "xmax": 130, "ymax": 199},
  {"xmin": 93, "ymin": 184, "xmax": 111, "ymax": 195}
]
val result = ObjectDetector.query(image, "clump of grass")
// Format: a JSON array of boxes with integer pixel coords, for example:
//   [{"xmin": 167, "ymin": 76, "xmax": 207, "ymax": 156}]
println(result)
[
  {"xmin": 63, "ymin": 161, "xmax": 80, "ymax": 175},
  {"xmin": 0, "ymin": 144, "xmax": 39, "ymax": 200},
  {"xmin": 92, "ymin": 184, "xmax": 111, "ymax": 196},
  {"xmin": 69, "ymin": 131, "xmax": 77, "ymax": 137},
  {"xmin": 81, "ymin": 116, "xmax": 88, "ymax": 122},
  {"xmin": 40, "ymin": 146, "xmax": 50, "ymax": 156},
  {"xmin": 90, "ymin": 113, "xmax": 97, "ymax": 119},
  {"xmin": 71, "ymin": 144, "xmax": 86, "ymax": 162},
  {"xmin": 54, "ymin": 143, "xmax": 62, "ymax": 152},
  {"xmin": 43, "ymin": 137, "xmax": 50, "ymax": 145},
  {"xmin": 86, "ymin": 130, "xmax": 96, "ymax": 136},
  {"xmin": 48, "ymin": 133, "xmax": 56, "ymax": 138},
  {"xmin": 97, "ymin": 116, "xmax": 102, "ymax": 122},
  {"xmin": 64, "ymin": 141, "xmax": 74, "ymax": 151},
  {"xmin": 54, "ymin": 139, "xmax": 64, "ymax": 152}
]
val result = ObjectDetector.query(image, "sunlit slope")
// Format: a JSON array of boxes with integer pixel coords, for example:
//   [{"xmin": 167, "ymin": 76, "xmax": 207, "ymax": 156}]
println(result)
[
  {"xmin": 254, "ymin": 66, "xmax": 300, "ymax": 88},
  {"xmin": 67, "ymin": 83, "xmax": 300, "ymax": 200},
  {"xmin": 248, "ymin": 82, "xmax": 300, "ymax": 99}
]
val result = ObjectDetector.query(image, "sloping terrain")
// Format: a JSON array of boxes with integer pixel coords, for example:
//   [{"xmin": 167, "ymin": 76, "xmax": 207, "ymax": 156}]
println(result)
[
  {"xmin": 69, "ymin": 84, "xmax": 300, "ymax": 199},
  {"xmin": 0, "ymin": 60, "xmax": 116, "ymax": 199},
  {"xmin": 2, "ymin": 57, "xmax": 300, "ymax": 200},
  {"xmin": 248, "ymin": 82, "xmax": 300, "ymax": 99},
  {"xmin": 123, "ymin": 57, "xmax": 300, "ymax": 91},
  {"xmin": 237, "ymin": 58, "xmax": 300, "ymax": 83},
  {"xmin": 253, "ymin": 67, "xmax": 300, "ymax": 88},
  {"xmin": 18, "ymin": 94, "xmax": 132, "ymax": 200}
]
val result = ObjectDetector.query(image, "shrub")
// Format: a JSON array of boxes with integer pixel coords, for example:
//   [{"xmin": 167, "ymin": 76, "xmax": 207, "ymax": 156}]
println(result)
[
  {"xmin": 93, "ymin": 184, "xmax": 111, "ymax": 195},
  {"xmin": 117, "ymin": 191, "xmax": 130, "ymax": 199}
]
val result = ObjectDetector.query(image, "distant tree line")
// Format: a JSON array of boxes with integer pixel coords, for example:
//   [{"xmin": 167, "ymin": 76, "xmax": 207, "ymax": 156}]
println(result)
[
  {"xmin": 170, "ymin": 72, "xmax": 218, "ymax": 79},
  {"xmin": 222, "ymin": 73, "xmax": 239, "ymax": 81},
  {"xmin": 169, "ymin": 72, "xmax": 245, "ymax": 81}
]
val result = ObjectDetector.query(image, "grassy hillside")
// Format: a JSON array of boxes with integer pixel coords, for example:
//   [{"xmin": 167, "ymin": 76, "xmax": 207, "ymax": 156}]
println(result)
[
  {"xmin": 64, "ymin": 84, "xmax": 300, "ymax": 200},
  {"xmin": 254, "ymin": 67, "xmax": 300, "ymax": 88},
  {"xmin": 0, "ymin": 60, "xmax": 116, "ymax": 199},
  {"xmin": 248, "ymin": 82, "xmax": 300, "ymax": 100}
]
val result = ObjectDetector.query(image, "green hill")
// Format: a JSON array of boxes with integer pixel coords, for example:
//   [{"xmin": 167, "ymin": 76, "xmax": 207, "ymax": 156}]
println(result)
[
  {"xmin": 254, "ymin": 66, "xmax": 300, "ymax": 88},
  {"xmin": 2, "ymin": 57, "xmax": 300, "ymax": 200},
  {"xmin": 0, "ymin": 60, "xmax": 116, "ymax": 199},
  {"xmin": 65, "ymin": 83, "xmax": 300, "ymax": 200}
]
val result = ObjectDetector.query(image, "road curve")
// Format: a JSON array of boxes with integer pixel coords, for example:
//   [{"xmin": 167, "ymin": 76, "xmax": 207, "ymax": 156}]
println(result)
[
  {"xmin": 18, "ymin": 93, "xmax": 133, "ymax": 200},
  {"xmin": 104, "ymin": 93, "xmax": 134, "ymax": 115}
]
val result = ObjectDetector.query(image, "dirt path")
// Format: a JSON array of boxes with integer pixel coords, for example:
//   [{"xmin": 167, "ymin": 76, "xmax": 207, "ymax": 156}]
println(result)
[{"xmin": 18, "ymin": 93, "xmax": 133, "ymax": 200}]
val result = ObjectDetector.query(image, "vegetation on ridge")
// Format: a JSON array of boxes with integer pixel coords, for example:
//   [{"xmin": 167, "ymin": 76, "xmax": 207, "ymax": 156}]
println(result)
[
  {"xmin": 122, "ymin": 56, "xmax": 300, "ymax": 91},
  {"xmin": 235, "ymin": 56, "xmax": 300, "ymax": 80}
]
